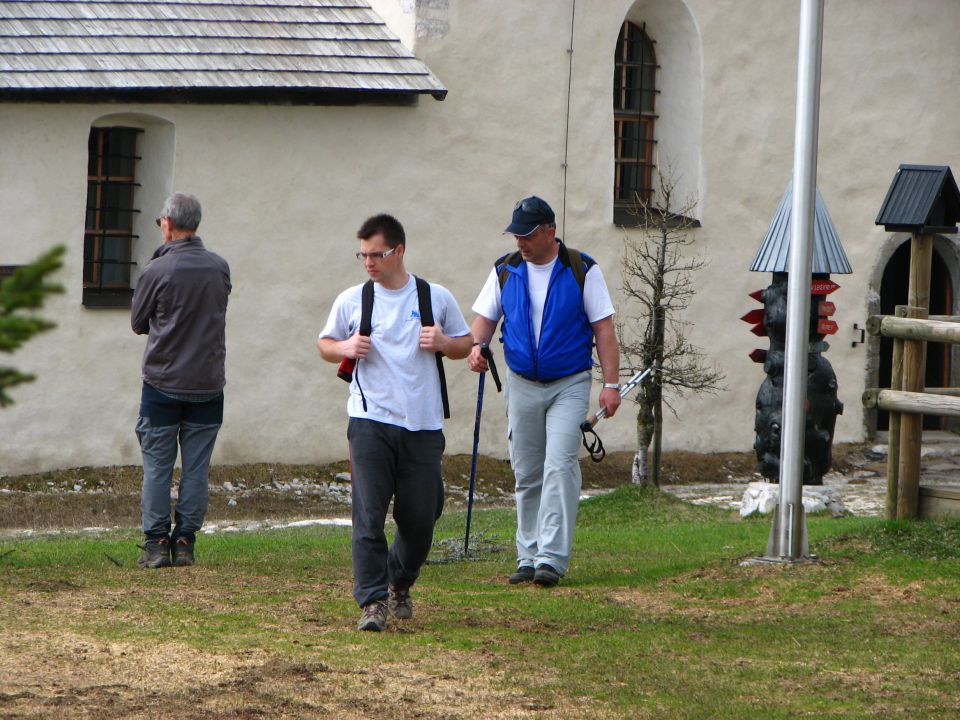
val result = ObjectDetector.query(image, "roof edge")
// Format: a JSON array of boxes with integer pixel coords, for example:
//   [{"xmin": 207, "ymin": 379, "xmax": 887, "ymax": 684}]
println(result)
[{"xmin": 0, "ymin": 86, "xmax": 444, "ymax": 106}]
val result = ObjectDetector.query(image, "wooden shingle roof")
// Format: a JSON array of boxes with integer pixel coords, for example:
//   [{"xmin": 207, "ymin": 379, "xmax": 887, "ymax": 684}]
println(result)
[{"xmin": 0, "ymin": 0, "xmax": 447, "ymax": 103}]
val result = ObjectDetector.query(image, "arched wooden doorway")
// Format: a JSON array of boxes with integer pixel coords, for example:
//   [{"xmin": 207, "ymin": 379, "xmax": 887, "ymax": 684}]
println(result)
[{"xmin": 877, "ymin": 242, "xmax": 954, "ymax": 430}]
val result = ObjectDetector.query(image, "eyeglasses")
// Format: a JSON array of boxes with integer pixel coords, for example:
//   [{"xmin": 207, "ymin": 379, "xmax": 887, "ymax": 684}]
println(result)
[
  {"xmin": 356, "ymin": 247, "xmax": 398, "ymax": 262},
  {"xmin": 155, "ymin": 216, "xmax": 165, "ymax": 227}
]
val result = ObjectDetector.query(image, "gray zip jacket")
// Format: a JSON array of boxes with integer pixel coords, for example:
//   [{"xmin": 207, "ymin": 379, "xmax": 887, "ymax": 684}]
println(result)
[{"xmin": 131, "ymin": 236, "xmax": 231, "ymax": 394}]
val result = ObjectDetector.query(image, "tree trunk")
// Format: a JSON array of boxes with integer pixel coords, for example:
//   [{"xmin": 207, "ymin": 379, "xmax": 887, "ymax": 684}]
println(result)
[
  {"xmin": 633, "ymin": 396, "xmax": 655, "ymax": 485},
  {"xmin": 651, "ymin": 390, "xmax": 663, "ymax": 488},
  {"xmin": 631, "ymin": 451, "xmax": 646, "ymax": 485}
]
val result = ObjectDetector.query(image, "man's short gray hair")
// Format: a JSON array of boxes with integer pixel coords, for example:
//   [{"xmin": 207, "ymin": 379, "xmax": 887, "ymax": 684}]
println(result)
[{"xmin": 161, "ymin": 192, "xmax": 202, "ymax": 232}]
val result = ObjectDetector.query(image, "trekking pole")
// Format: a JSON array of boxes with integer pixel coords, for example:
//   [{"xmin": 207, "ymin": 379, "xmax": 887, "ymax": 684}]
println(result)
[
  {"xmin": 465, "ymin": 343, "xmax": 501, "ymax": 553},
  {"xmin": 579, "ymin": 366, "xmax": 651, "ymax": 462}
]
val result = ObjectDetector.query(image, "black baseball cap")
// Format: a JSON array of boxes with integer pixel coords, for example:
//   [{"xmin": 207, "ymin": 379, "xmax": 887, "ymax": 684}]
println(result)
[{"xmin": 504, "ymin": 196, "xmax": 555, "ymax": 236}]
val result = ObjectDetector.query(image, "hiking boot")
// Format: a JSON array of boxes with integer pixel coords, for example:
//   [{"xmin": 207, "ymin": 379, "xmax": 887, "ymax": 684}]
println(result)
[
  {"xmin": 388, "ymin": 585, "xmax": 413, "ymax": 620},
  {"xmin": 137, "ymin": 538, "xmax": 171, "ymax": 569},
  {"xmin": 357, "ymin": 600, "xmax": 388, "ymax": 632},
  {"xmin": 172, "ymin": 537, "xmax": 195, "ymax": 567},
  {"xmin": 508, "ymin": 565, "xmax": 535, "ymax": 584},
  {"xmin": 533, "ymin": 564, "xmax": 561, "ymax": 587}
]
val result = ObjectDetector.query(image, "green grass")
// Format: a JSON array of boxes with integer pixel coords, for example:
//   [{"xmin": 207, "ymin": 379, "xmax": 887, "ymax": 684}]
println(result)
[{"xmin": 1, "ymin": 486, "xmax": 959, "ymax": 719}]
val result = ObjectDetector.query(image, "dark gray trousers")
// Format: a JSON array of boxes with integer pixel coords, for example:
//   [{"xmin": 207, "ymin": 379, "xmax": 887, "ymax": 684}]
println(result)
[{"xmin": 347, "ymin": 417, "xmax": 445, "ymax": 608}]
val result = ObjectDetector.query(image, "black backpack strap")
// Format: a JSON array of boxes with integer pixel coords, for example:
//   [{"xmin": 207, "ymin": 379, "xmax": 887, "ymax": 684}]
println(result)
[
  {"xmin": 415, "ymin": 275, "xmax": 450, "ymax": 420},
  {"xmin": 358, "ymin": 279, "xmax": 374, "ymax": 336},
  {"xmin": 498, "ymin": 244, "xmax": 593, "ymax": 294},
  {"xmin": 557, "ymin": 242, "xmax": 593, "ymax": 294},
  {"xmin": 346, "ymin": 279, "xmax": 376, "ymax": 411},
  {"xmin": 496, "ymin": 251, "xmax": 523, "ymax": 290}
]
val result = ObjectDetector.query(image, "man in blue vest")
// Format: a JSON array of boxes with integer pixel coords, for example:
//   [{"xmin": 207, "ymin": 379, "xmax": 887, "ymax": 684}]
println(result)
[{"xmin": 468, "ymin": 196, "xmax": 621, "ymax": 587}]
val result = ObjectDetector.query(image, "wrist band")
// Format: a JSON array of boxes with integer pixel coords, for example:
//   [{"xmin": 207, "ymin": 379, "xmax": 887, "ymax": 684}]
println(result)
[{"xmin": 603, "ymin": 383, "xmax": 620, "ymax": 390}]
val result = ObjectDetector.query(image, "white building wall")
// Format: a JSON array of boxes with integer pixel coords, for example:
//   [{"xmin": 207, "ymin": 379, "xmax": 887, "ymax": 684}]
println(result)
[{"xmin": 2, "ymin": 0, "xmax": 959, "ymax": 474}]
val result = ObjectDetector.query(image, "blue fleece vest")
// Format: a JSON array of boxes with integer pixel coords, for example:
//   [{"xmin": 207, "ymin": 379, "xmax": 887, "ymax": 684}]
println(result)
[{"xmin": 499, "ymin": 249, "xmax": 594, "ymax": 382}]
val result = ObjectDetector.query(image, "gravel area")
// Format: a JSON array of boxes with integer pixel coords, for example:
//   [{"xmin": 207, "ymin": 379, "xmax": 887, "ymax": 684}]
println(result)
[{"xmin": 663, "ymin": 432, "xmax": 960, "ymax": 517}]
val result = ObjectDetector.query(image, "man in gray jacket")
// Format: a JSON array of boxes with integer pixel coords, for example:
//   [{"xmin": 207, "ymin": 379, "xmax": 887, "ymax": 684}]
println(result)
[{"xmin": 131, "ymin": 192, "xmax": 231, "ymax": 568}]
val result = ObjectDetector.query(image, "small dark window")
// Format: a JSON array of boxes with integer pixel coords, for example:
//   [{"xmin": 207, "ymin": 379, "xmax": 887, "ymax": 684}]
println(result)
[
  {"xmin": 613, "ymin": 22, "xmax": 658, "ymax": 224},
  {"xmin": 83, "ymin": 126, "xmax": 142, "ymax": 307}
]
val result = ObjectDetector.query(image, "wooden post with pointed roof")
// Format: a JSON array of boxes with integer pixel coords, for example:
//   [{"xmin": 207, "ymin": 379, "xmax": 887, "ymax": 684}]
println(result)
[
  {"xmin": 747, "ymin": 181, "xmax": 851, "ymax": 492},
  {"xmin": 872, "ymin": 164, "xmax": 960, "ymax": 519}
]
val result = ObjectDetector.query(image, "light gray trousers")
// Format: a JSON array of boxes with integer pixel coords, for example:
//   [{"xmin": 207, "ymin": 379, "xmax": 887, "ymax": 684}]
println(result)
[{"xmin": 505, "ymin": 369, "xmax": 591, "ymax": 576}]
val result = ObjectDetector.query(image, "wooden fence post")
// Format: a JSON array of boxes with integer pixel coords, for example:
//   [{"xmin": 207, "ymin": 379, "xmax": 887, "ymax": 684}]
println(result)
[
  {"xmin": 897, "ymin": 234, "xmax": 933, "ymax": 519},
  {"xmin": 886, "ymin": 305, "xmax": 907, "ymax": 519}
]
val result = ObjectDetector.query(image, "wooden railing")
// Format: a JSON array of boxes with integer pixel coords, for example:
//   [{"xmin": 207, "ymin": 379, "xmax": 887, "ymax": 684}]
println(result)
[{"xmin": 862, "ymin": 305, "xmax": 960, "ymax": 518}]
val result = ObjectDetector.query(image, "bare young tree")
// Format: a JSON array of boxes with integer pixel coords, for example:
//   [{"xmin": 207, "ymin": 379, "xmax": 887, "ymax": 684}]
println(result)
[{"xmin": 618, "ymin": 173, "xmax": 724, "ymax": 486}]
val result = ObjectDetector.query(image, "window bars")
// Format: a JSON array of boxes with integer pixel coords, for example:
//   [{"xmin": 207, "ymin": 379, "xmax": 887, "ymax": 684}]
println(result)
[
  {"xmin": 614, "ymin": 22, "xmax": 659, "ymax": 214},
  {"xmin": 83, "ymin": 126, "xmax": 141, "ymax": 305}
]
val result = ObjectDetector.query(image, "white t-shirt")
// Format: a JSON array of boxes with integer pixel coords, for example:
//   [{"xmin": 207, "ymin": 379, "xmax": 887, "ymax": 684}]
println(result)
[
  {"xmin": 472, "ymin": 257, "xmax": 615, "ymax": 345},
  {"xmin": 320, "ymin": 274, "xmax": 470, "ymax": 431}
]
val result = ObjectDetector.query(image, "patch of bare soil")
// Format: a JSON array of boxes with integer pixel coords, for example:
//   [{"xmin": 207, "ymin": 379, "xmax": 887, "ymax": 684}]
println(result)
[
  {"xmin": 0, "ymin": 583, "xmax": 615, "ymax": 720},
  {"xmin": 0, "ymin": 629, "xmax": 576, "ymax": 719}
]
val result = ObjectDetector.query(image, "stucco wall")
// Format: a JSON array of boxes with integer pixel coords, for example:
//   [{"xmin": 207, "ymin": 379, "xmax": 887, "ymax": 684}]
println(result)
[{"xmin": 2, "ymin": 0, "xmax": 959, "ymax": 475}]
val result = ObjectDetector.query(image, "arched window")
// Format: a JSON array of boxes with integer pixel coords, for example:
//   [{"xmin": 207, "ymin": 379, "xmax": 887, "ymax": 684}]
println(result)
[
  {"xmin": 83, "ymin": 126, "xmax": 142, "ymax": 306},
  {"xmin": 613, "ymin": 21, "xmax": 658, "ymax": 222},
  {"xmin": 82, "ymin": 113, "xmax": 174, "ymax": 308}
]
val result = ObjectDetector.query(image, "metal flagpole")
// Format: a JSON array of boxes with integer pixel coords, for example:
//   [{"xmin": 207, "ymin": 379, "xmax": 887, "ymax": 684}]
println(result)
[{"xmin": 764, "ymin": 0, "xmax": 825, "ymax": 561}]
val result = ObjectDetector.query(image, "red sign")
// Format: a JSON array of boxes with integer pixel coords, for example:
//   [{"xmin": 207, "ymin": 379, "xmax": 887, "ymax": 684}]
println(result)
[
  {"xmin": 751, "ymin": 324, "xmax": 768, "ymax": 337},
  {"xmin": 818, "ymin": 301, "xmax": 836, "ymax": 316},
  {"xmin": 740, "ymin": 309, "xmax": 764, "ymax": 324},
  {"xmin": 817, "ymin": 319, "xmax": 839, "ymax": 335},
  {"xmin": 749, "ymin": 289, "xmax": 764, "ymax": 303},
  {"xmin": 748, "ymin": 348, "xmax": 767, "ymax": 364},
  {"xmin": 810, "ymin": 279, "xmax": 840, "ymax": 295}
]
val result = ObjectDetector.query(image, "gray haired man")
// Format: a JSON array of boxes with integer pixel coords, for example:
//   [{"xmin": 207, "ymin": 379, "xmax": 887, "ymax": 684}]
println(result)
[{"xmin": 131, "ymin": 192, "xmax": 231, "ymax": 568}]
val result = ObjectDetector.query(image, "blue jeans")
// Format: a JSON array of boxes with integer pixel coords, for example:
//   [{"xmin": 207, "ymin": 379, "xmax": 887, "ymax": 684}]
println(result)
[
  {"xmin": 347, "ymin": 418, "xmax": 445, "ymax": 608},
  {"xmin": 136, "ymin": 382, "xmax": 223, "ymax": 542}
]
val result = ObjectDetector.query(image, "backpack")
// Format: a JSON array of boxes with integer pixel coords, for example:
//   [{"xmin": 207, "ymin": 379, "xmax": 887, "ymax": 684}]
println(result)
[
  {"xmin": 355, "ymin": 275, "xmax": 450, "ymax": 419},
  {"xmin": 496, "ymin": 242, "xmax": 593, "ymax": 294}
]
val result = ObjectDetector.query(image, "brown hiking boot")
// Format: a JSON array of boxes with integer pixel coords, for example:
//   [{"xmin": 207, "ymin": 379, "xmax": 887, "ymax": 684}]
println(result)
[
  {"xmin": 137, "ymin": 538, "xmax": 171, "ymax": 569},
  {"xmin": 358, "ymin": 600, "xmax": 388, "ymax": 631},
  {"xmin": 533, "ymin": 564, "xmax": 561, "ymax": 587},
  {"xmin": 388, "ymin": 585, "xmax": 413, "ymax": 620},
  {"xmin": 172, "ymin": 537, "xmax": 195, "ymax": 567},
  {"xmin": 508, "ymin": 565, "xmax": 535, "ymax": 584}
]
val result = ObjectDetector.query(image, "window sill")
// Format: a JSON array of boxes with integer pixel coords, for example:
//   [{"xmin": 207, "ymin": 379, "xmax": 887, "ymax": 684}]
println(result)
[
  {"xmin": 613, "ymin": 205, "xmax": 702, "ymax": 229},
  {"xmin": 82, "ymin": 287, "xmax": 133, "ymax": 308}
]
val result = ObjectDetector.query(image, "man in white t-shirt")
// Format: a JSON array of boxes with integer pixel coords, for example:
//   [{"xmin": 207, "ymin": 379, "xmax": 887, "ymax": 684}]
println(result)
[
  {"xmin": 468, "ymin": 196, "xmax": 622, "ymax": 587},
  {"xmin": 318, "ymin": 214, "xmax": 473, "ymax": 631}
]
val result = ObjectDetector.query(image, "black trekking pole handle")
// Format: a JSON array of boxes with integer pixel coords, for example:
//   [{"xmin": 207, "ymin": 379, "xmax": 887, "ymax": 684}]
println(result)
[{"xmin": 480, "ymin": 343, "xmax": 502, "ymax": 393}]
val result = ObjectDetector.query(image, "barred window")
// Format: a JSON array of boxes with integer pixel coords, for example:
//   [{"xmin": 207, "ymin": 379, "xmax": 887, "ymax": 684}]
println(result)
[
  {"xmin": 613, "ymin": 22, "xmax": 658, "ymax": 223},
  {"xmin": 83, "ymin": 126, "xmax": 141, "ymax": 307}
]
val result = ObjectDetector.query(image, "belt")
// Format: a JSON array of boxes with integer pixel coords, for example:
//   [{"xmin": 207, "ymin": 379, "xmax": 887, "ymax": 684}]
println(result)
[{"xmin": 516, "ymin": 371, "xmax": 582, "ymax": 385}]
